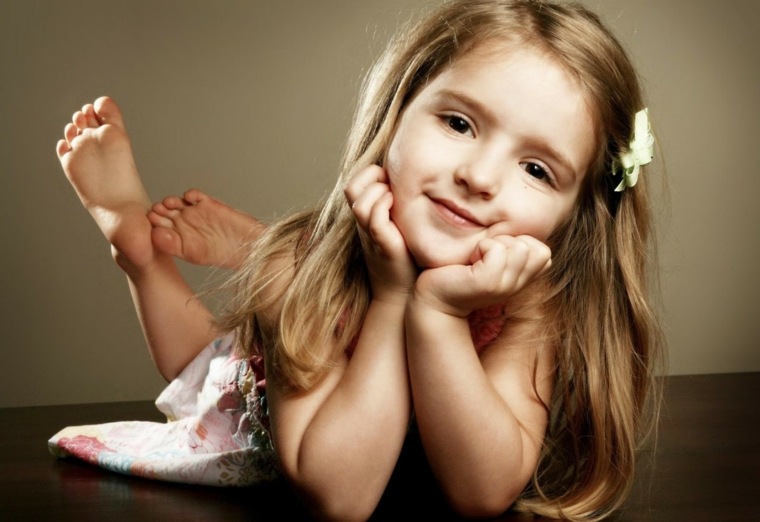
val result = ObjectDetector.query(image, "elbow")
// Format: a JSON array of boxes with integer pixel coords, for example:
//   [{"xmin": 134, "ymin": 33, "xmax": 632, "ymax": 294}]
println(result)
[
  {"xmin": 293, "ymin": 479, "xmax": 379, "ymax": 522},
  {"xmin": 448, "ymin": 497, "xmax": 513, "ymax": 520},
  {"xmin": 305, "ymin": 494, "xmax": 378, "ymax": 522},
  {"xmin": 156, "ymin": 364, "xmax": 179, "ymax": 383},
  {"xmin": 279, "ymin": 465, "xmax": 380, "ymax": 522},
  {"xmin": 442, "ymin": 481, "xmax": 521, "ymax": 519}
]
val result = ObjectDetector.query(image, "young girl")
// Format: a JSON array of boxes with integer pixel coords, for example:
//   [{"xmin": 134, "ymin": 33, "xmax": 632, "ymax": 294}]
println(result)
[{"xmin": 51, "ymin": 0, "xmax": 663, "ymax": 520}]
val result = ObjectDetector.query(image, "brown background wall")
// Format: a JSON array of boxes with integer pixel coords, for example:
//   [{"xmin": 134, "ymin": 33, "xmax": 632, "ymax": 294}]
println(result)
[{"xmin": 1, "ymin": 0, "xmax": 758, "ymax": 407}]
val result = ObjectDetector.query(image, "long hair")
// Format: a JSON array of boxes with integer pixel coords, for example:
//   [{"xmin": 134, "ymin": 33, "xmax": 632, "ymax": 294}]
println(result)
[{"xmin": 217, "ymin": 1, "xmax": 664, "ymax": 519}]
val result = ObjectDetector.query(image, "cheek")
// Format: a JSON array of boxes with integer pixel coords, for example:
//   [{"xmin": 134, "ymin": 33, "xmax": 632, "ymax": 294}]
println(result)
[
  {"xmin": 519, "ymin": 218, "xmax": 555, "ymax": 242},
  {"xmin": 487, "ymin": 206, "xmax": 563, "ymax": 243},
  {"xmin": 534, "ymin": 220, "xmax": 558, "ymax": 242},
  {"xmin": 384, "ymin": 117, "xmax": 410, "ymax": 185},
  {"xmin": 384, "ymin": 113, "xmax": 429, "ymax": 189},
  {"xmin": 532, "ymin": 206, "xmax": 571, "ymax": 242},
  {"xmin": 385, "ymin": 147, "xmax": 416, "ymax": 203},
  {"xmin": 535, "ymin": 205, "xmax": 576, "ymax": 243},
  {"xmin": 385, "ymin": 140, "xmax": 405, "ymax": 188}
]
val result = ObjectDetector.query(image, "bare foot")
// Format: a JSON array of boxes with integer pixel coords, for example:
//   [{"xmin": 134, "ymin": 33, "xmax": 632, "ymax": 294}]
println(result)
[
  {"xmin": 56, "ymin": 97, "xmax": 154, "ymax": 273},
  {"xmin": 148, "ymin": 189, "xmax": 266, "ymax": 269}
]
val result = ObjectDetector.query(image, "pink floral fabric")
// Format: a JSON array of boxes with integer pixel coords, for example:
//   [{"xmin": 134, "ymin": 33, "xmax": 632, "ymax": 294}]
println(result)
[
  {"xmin": 468, "ymin": 303, "xmax": 508, "ymax": 352},
  {"xmin": 48, "ymin": 333, "xmax": 279, "ymax": 486}
]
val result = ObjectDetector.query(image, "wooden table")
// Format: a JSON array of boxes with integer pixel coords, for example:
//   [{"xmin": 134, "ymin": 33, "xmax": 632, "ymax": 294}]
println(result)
[{"xmin": 1, "ymin": 373, "xmax": 758, "ymax": 521}]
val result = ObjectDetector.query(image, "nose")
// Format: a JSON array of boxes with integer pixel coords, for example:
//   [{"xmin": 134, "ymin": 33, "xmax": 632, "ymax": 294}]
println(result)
[{"xmin": 453, "ymin": 154, "xmax": 502, "ymax": 199}]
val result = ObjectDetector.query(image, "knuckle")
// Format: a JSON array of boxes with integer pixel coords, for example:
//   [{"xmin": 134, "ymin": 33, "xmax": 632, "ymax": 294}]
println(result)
[
  {"xmin": 343, "ymin": 185, "xmax": 355, "ymax": 203},
  {"xmin": 368, "ymin": 221, "xmax": 385, "ymax": 239},
  {"xmin": 511, "ymin": 240, "xmax": 531, "ymax": 257}
]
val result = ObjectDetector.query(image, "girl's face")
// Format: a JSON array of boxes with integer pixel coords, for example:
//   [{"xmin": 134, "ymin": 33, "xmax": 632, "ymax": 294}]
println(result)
[{"xmin": 385, "ymin": 43, "xmax": 597, "ymax": 268}]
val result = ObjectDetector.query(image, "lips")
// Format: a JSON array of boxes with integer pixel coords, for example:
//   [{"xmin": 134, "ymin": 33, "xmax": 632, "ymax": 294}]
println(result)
[{"xmin": 430, "ymin": 197, "xmax": 485, "ymax": 228}]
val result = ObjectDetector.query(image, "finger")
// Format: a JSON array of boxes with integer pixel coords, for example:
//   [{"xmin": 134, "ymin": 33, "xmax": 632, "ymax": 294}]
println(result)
[
  {"xmin": 469, "ymin": 234, "xmax": 518, "ymax": 264},
  {"xmin": 490, "ymin": 235, "xmax": 550, "ymax": 266},
  {"xmin": 512, "ymin": 235, "xmax": 552, "ymax": 274},
  {"xmin": 492, "ymin": 236, "xmax": 550, "ymax": 290},
  {"xmin": 480, "ymin": 237, "xmax": 527, "ymax": 288},
  {"xmin": 350, "ymin": 182, "xmax": 390, "ymax": 228},
  {"xmin": 344, "ymin": 165, "xmax": 387, "ymax": 207},
  {"xmin": 475, "ymin": 237, "xmax": 544, "ymax": 296},
  {"xmin": 367, "ymin": 191, "xmax": 403, "ymax": 251},
  {"xmin": 475, "ymin": 238, "xmax": 509, "ymax": 270}
]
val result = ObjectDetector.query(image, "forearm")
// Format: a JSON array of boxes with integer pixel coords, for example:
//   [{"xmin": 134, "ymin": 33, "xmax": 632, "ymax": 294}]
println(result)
[
  {"xmin": 124, "ymin": 253, "xmax": 217, "ymax": 381},
  {"xmin": 405, "ymin": 299, "xmax": 533, "ymax": 516},
  {"xmin": 274, "ymin": 298, "xmax": 411, "ymax": 519}
]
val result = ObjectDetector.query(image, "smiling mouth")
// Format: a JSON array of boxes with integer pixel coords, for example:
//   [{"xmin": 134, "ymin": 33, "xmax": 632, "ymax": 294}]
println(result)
[{"xmin": 430, "ymin": 197, "xmax": 484, "ymax": 228}]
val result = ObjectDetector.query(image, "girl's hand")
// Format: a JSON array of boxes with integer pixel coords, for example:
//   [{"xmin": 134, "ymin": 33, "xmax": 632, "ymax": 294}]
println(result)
[
  {"xmin": 414, "ymin": 235, "xmax": 551, "ymax": 317},
  {"xmin": 344, "ymin": 165, "xmax": 417, "ymax": 303}
]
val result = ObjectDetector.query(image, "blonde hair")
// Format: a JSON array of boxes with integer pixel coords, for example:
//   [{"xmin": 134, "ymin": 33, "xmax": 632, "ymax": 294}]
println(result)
[{"xmin": 218, "ymin": 1, "xmax": 664, "ymax": 519}]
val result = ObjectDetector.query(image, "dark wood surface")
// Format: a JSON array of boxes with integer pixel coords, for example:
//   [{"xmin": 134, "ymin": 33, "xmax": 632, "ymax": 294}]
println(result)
[{"xmin": 1, "ymin": 372, "xmax": 758, "ymax": 521}]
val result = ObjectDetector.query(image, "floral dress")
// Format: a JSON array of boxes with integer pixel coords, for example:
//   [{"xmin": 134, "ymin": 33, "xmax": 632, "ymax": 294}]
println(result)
[
  {"xmin": 48, "ymin": 306, "xmax": 506, "ymax": 486},
  {"xmin": 49, "ymin": 332, "xmax": 278, "ymax": 485}
]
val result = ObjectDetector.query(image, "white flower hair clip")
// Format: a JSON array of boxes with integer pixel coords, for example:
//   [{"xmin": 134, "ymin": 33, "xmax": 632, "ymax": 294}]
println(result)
[{"xmin": 613, "ymin": 108, "xmax": 655, "ymax": 192}]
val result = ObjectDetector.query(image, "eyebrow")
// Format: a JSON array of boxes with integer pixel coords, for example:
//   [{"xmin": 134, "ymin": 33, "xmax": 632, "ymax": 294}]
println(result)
[
  {"xmin": 525, "ymin": 136, "xmax": 579, "ymax": 184},
  {"xmin": 434, "ymin": 89, "xmax": 499, "ymax": 128},
  {"xmin": 432, "ymin": 89, "xmax": 581, "ymax": 183}
]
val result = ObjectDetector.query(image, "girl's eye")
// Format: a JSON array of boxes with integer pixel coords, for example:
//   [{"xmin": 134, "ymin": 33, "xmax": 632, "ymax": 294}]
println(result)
[
  {"xmin": 445, "ymin": 115, "xmax": 474, "ymax": 137},
  {"xmin": 520, "ymin": 162, "xmax": 552, "ymax": 184}
]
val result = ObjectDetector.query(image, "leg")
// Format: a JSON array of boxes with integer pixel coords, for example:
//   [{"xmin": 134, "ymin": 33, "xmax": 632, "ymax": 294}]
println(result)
[
  {"xmin": 57, "ymin": 97, "xmax": 217, "ymax": 380},
  {"xmin": 148, "ymin": 189, "xmax": 266, "ymax": 269}
]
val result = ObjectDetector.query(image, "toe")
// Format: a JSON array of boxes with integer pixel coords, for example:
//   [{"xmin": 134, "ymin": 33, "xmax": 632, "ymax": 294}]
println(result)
[
  {"xmin": 64, "ymin": 123, "xmax": 78, "ymax": 144},
  {"xmin": 148, "ymin": 209, "xmax": 175, "ymax": 229},
  {"xmin": 183, "ymin": 188, "xmax": 206, "ymax": 204},
  {"xmin": 73, "ymin": 111, "xmax": 87, "ymax": 131},
  {"xmin": 151, "ymin": 202, "xmax": 169, "ymax": 215},
  {"xmin": 93, "ymin": 96, "xmax": 125, "ymax": 128},
  {"xmin": 56, "ymin": 139, "xmax": 70, "ymax": 158},
  {"xmin": 150, "ymin": 201, "xmax": 180, "ymax": 217},
  {"xmin": 151, "ymin": 226, "xmax": 183, "ymax": 258},
  {"xmin": 162, "ymin": 195, "xmax": 187, "ymax": 211},
  {"xmin": 82, "ymin": 104, "xmax": 99, "ymax": 127}
]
